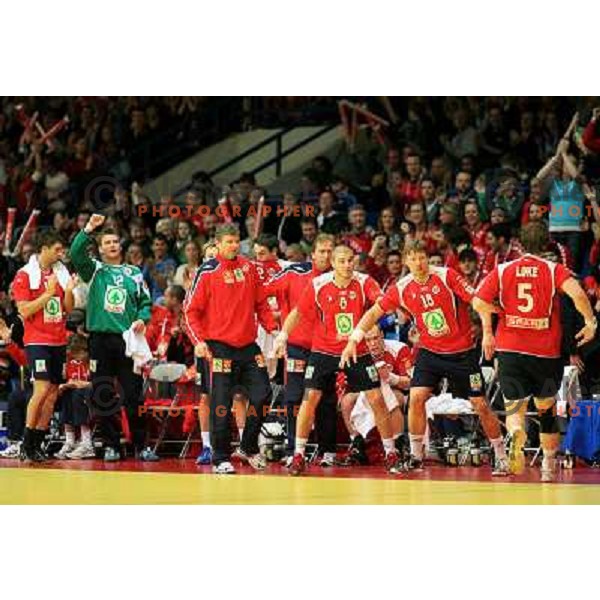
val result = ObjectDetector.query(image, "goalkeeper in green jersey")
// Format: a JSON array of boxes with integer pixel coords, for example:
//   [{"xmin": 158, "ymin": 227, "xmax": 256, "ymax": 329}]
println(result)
[{"xmin": 70, "ymin": 213, "xmax": 155, "ymax": 462}]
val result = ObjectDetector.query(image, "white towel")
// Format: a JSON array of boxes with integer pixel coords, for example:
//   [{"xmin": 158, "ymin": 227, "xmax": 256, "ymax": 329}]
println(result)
[
  {"xmin": 23, "ymin": 254, "xmax": 71, "ymax": 290},
  {"xmin": 350, "ymin": 382, "xmax": 400, "ymax": 438},
  {"xmin": 122, "ymin": 326, "xmax": 153, "ymax": 374}
]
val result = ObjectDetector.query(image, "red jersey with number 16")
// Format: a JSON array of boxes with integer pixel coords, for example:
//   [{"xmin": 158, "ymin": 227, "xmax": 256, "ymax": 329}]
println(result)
[
  {"xmin": 379, "ymin": 266, "xmax": 476, "ymax": 354},
  {"xmin": 297, "ymin": 271, "xmax": 382, "ymax": 356},
  {"xmin": 475, "ymin": 254, "xmax": 572, "ymax": 358}
]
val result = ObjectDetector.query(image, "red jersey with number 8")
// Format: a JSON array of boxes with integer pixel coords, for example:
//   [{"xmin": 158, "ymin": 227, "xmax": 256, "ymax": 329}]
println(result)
[
  {"xmin": 297, "ymin": 271, "xmax": 382, "ymax": 356},
  {"xmin": 476, "ymin": 254, "xmax": 571, "ymax": 358},
  {"xmin": 379, "ymin": 266, "xmax": 476, "ymax": 354}
]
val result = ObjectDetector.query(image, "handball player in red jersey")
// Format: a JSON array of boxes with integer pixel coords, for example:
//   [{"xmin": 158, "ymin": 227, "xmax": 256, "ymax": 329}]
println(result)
[{"xmin": 474, "ymin": 222, "xmax": 596, "ymax": 482}]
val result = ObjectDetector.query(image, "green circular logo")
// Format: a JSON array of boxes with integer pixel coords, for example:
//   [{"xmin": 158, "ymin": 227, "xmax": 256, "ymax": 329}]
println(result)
[
  {"xmin": 46, "ymin": 297, "xmax": 60, "ymax": 316},
  {"xmin": 108, "ymin": 288, "xmax": 126, "ymax": 306},
  {"xmin": 424, "ymin": 311, "xmax": 445, "ymax": 331},
  {"xmin": 337, "ymin": 314, "xmax": 352, "ymax": 335}
]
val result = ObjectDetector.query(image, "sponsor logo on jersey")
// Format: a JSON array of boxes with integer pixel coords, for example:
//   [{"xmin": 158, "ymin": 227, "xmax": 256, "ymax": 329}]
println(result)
[
  {"xmin": 335, "ymin": 313, "xmax": 354, "ymax": 336},
  {"xmin": 423, "ymin": 308, "xmax": 449, "ymax": 336}
]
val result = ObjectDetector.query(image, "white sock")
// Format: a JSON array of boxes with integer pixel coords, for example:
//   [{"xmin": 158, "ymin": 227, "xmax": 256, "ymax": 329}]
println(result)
[
  {"xmin": 382, "ymin": 438, "xmax": 395, "ymax": 456},
  {"xmin": 201, "ymin": 431, "xmax": 211, "ymax": 448},
  {"xmin": 81, "ymin": 425, "xmax": 92, "ymax": 446},
  {"xmin": 409, "ymin": 434, "xmax": 424, "ymax": 460},
  {"xmin": 238, "ymin": 428, "xmax": 244, "ymax": 441},
  {"xmin": 490, "ymin": 437, "xmax": 506, "ymax": 459},
  {"xmin": 295, "ymin": 437, "xmax": 308, "ymax": 456},
  {"xmin": 64, "ymin": 425, "xmax": 75, "ymax": 446}
]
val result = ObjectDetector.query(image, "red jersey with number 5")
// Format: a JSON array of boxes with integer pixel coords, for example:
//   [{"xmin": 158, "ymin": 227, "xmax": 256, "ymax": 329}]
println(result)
[
  {"xmin": 476, "ymin": 254, "xmax": 572, "ymax": 358},
  {"xmin": 297, "ymin": 271, "xmax": 382, "ymax": 356},
  {"xmin": 379, "ymin": 266, "xmax": 476, "ymax": 354}
]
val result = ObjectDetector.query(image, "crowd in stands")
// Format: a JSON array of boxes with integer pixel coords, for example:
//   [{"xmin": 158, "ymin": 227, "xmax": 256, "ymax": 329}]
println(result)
[{"xmin": 2, "ymin": 96, "xmax": 600, "ymax": 457}]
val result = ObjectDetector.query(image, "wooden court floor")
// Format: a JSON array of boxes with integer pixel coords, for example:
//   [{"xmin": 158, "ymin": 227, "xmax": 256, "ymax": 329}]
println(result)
[{"xmin": 2, "ymin": 459, "xmax": 600, "ymax": 504}]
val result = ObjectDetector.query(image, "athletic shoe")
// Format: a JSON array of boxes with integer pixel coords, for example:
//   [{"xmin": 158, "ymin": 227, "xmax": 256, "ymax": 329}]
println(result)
[
  {"xmin": 508, "ymin": 429, "xmax": 526, "ymax": 475},
  {"xmin": 406, "ymin": 455, "xmax": 424, "ymax": 471},
  {"xmin": 289, "ymin": 453, "xmax": 306, "ymax": 476},
  {"xmin": 33, "ymin": 447, "xmax": 50, "ymax": 462},
  {"xmin": 196, "ymin": 446, "xmax": 213, "ymax": 465},
  {"xmin": 395, "ymin": 435, "xmax": 410, "ymax": 467},
  {"xmin": 492, "ymin": 457, "xmax": 509, "ymax": 477},
  {"xmin": 213, "ymin": 461, "xmax": 236, "ymax": 474},
  {"xmin": 340, "ymin": 436, "xmax": 368, "ymax": 466},
  {"xmin": 0, "ymin": 442, "xmax": 21, "ymax": 459},
  {"xmin": 541, "ymin": 457, "xmax": 558, "ymax": 483},
  {"xmin": 385, "ymin": 451, "xmax": 404, "ymax": 475},
  {"xmin": 54, "ymin": 442, "xmax": 77, "ymax": 460},
  {"xmin": 319, "ymin": 453, "xmax": 337, "ymax": 467},
  {"xmin": 67, "ymin": 443, "xmax": 96, "ymax": 460},
  {"xmin": 234, "ymin": 448, "xmax": 267, "ymax": 471},
  {"xmin": 139, "ymin": 447, "xmax": 160, "ymax": 462},
  {"xmin": 104, "ymin": 448, "xmax": 121, "ymax": 462},
  {"xmin": 281, "ymin": 455, "xmax": 294, "ymax": 468}
]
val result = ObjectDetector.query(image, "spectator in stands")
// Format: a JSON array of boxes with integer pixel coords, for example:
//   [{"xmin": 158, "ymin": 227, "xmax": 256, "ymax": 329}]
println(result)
[
  {"xmin": 316, "ymin": 189, "xmax": 346, "ymax": 234},
  {"xmin": 299, "ymin": 217, "xmax": 318, "ymax": 256},
  {"xmin": 490, "ymin": 176, "xmax": 525, "ymax": 225},
  {"xmin": 377, "ymin": 206, "xmax": 402, "ymax": 251},
  {"xmin": 481, "ymin": 222, "xmax": 522, "ymax": 277},
  {"xmin": 458, "ymin": 248, "xmax": 481, "ymax": 287},
  {"xmin": 127, "ymin": 218, "xmax": 151, "ymax": 257},
  {"xmin": 125, "ymin": 243, "xmax": 146, "ymax": 269},
  {"xmin": 537, "ymin": 137, "xmax": 586, "ymax": 272},
  {"xmin": 463, "ymin": 200, "xmax": 490, "ymax": 262},
  {"xmin": 174, "ymin": 220, "xmax": 194, "ymax": 263},
  {"xmin": 430, "ymin": 156, "xmax": 452, "ymax": 190},
  {"xmin": 331, "ymin": 175, "xmax": 358, "ymax": 211},
  {"xmin": 174, "ymin": 240, "xmax": 201, "ymax": 291},
  {"xmin": 448, "ymin": 171, "xmax": 475, "ymax": 205},
  {"xmin": 143, "ymin": 234, "xmax": 177, "ymax": 303},
  {"xmin": 397, "ymin": 153, "xmax": 423, "ymax": 211},
  {"xmin": 272, "ymin": 192, "xmax": 302, "ymax": 248},
  {"xmin": 344, "ymin": 205, "xmax": 373, "ymax": 256},
  {"xmin": 366, "ymin": 234, "xmax": 389, "ymax": 285},
  {"xmin": 54, "ymin": 334, "xmax": 94, "ymax": 460},
  {"xmin": 490, "ymin": 206, "xmax": 507, "ymax": 225},
  {"xmin": 440, "ymin": 107, "xmax": 480, "ymax": 162},
  {"xmin": 383, "ymin": 250, "xmax": 403, "ymax": 291},
  {"xmin": 420, "ymin": 178, "xmax": 441, "ymax": 224},
  {"xmin": 479, "ymin": 105, "xmax": 510, "ymax": 164}
]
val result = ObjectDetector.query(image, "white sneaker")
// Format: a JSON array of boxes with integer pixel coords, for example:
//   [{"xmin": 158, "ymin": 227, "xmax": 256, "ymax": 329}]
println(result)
[
  {"xmin": 0, "ymin": 442, "xmax": 21, "ymax": 458},
  {"xmin": 320, "ymin": 453, "xmax": 337, "ymax": 467},
  {"xmin": 235, "ymin": 448, "xmax": 267, "ymax": 470},
  {"xmin": 213, "ymin": 461, "xmax": 236, "ymax": 474},
  {"xmin": 55, "ymin": 442, "xmax": 77, "ymax": 459},
  {"xmin": 67, "ymin": 443, "xmax": 96, "ymax": 459}
]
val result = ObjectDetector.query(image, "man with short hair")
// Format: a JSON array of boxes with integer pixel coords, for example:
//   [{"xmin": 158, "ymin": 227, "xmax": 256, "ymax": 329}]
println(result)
[
  {"xmin": 183, "ymin": 223, "xmax": 277, "ymax": 474},
  {"xmin": 341, "ymin": 240, "xmax": 509, "ymax": 475},
  {"xmin": 481, "ymin": 223, "xmax": 522, "ymax": 277},
  {"xmin": 299, "ymin": 217, "xmax": 318, "ymax": 256},
  {"xmin": 343, "ymin": 205, "xmax": 373, "ymax": 257},
  {"xmin": 266, "ymin": 234, "xmax": 336, "ymax": 464},
  {"xmin": 277, "ymin": 245, "xmax": 405, "ymax": 475},
  {"xmin": 316, "ymin": 190, "xmax": 346, "ymax": 234},
  {"xmin": 70, "ymin": 214, "xmax": 154, "ymax": 462},
  {"xmin": 11, "ymin": 231, "xmax": 74, "ymax": 461},
  {"xmin": 474, "ymin": 222, "xmax": 596, "ymax": 481}
]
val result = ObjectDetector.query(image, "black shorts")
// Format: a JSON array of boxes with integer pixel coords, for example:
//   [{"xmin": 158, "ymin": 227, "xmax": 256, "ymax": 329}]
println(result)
[
  {"xmin": 195, "ymin": 357, "xmax": 211, "ymax": 395},
  {"xmin": 25, "ymin": 345, "xmax": 66, "ymax": 384},
  {"xmin": 304, "ymin": 351, "xmax": 380, "ymax": 394},
  {"xmin": 412, "ymin": 348, "xmax": 484, "ymax": 399},
  {"xmin": 497, "ymin": 352, "xmax": 563, "ymax": 401}
]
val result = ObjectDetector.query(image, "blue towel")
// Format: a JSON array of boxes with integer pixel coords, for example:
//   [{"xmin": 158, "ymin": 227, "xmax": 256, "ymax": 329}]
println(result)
[{"xmin": 562, "ymin": 401, "xmax": 600, "ymax": 461}]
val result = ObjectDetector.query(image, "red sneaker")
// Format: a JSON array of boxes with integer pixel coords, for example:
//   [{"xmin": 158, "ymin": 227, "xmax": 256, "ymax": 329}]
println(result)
[
  {"xmin": 384, "ymin": 450, "xmax": 404, "ymax": 475},
  {"xmin": 289, "ymin": 453, "xmax": 306, "ymax": 476}
]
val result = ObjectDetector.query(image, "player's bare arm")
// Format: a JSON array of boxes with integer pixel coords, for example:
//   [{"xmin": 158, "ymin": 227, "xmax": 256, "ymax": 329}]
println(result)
[
  {"xmin": 560, "ymin": 277, "xmax": 597, "ymax": 346},
  {"xmin": 16, "ymin": 274, "xmax": 58, "ymax": 319},
  {"xmin": 274, "ymin": 307, "xmax": 301, "ymax": 358},
  {"xmin": 340, "ymin": 302, "xmax": 385, "ymax": 368}
]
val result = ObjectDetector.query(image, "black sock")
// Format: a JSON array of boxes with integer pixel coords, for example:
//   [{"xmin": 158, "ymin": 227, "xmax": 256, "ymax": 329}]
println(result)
[{"xmin": 34, "ymin": 429, "xmax": 46, "ymax": 452}]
